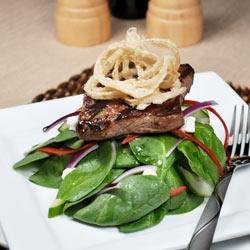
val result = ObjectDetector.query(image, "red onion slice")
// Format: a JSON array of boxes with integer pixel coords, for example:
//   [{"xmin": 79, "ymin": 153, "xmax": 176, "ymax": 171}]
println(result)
[
  {"xmin": 183, "ymin": 100, "xmax": 217, "ymax": 118},
  {"xmin": 98, "ymin": 185, "xmax": 119, "ymax": 194},
  {"xmin": 99, "ymin": 165, "xmax": 157, "ymax": 194},
  {"xmin": 43, "ymin": 111, "xmax": 80, "ymax": 132},
  {"xmin": 111, "ymin": 140, "xmax": 117, "ymax": 160},
  {"xmin": 112, "ymin": 165, "xmax": 157, "ymax": 185},
  {"xmin": 165, "ymin": 138, "xmax": 184, "ymax": 157},
  {"xmin": 65, "ymin": 144, "xmax": 99, "ymax": 169}
]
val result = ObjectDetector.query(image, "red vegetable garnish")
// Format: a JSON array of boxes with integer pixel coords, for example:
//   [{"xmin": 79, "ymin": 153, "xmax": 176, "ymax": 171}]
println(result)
[
  {"xmin": 172, "ymin": 129, "xmax": 224, "ymax": 177},
  {"xmin": 183, "ymin": 100, "xmax": 229, "ymax": 150},
  {"xmin": 37, "ymin": 142, "xmax": 96, "ymax": 155},
  {"xmin": 121, "ymin": 134, "xmax": 140, "ymax": 145},
  {"xmin": 170, "ymin": 186, "xmax": 187, "ymax": 197}
]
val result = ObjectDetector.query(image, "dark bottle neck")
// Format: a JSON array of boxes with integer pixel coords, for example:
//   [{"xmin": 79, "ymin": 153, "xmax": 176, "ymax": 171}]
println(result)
[{"xmin": 109, "ymin": 0, "xmax": 149, "ymax": 19}]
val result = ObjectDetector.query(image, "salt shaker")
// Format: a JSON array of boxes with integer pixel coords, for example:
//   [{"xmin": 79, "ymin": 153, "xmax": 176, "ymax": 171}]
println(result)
[
  {"xmin": 55, "ymin": 0, "xmax": 111, "ymax": 47},
  {"xmin": 146, "ymin": 0, "xmax": 203, "ymax": 47}
]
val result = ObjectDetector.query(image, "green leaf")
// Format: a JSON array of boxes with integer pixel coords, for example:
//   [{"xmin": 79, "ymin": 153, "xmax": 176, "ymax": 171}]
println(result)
[
  {"xmin": 162, "ymin": 165, "xmax": 187, "ymax": 210},
  {"xmin": 167, "ymin": 192, "xmax": 204, "ymax": 215},
  {"xmin": 64, "ymin": 138, "xmax": 84, "ymax": 149},
  {"xmin": 118, "ymin": 159, "xmax": 182, "ymax": 233},
  {"xmin": 177, "ymin": 123, "xmax": 226, "ymax": 185},
  {"xmin": 63, "ymin": 169, "xmax": 124, "ymax": 216},
  {"xmin": 159, "ymin": 134, "xmax": 178, "ymax": 153},
  {"xmin": 58, "ymin": 121, "xmax": 69, "ymax": 132},
  {"xmin": 119, "ymin": 206, "xmax": 166, "ymax": 233},
  {"xmin": 13, "ymin": 151, "xmax": 49, "ymax": 169},
  {"xmin": 193, "ymin": 109, "xmax": 210, "ymax": 124},
  {"xmin": 27, "ymin": 130, "xmax": 77, "ymax": 154},
  {"xmin": 114, "ymin": 144, "xmax": 140, "ymax": 169},
  {"xmin": 178, "ymin": 167, "xmax": 214, "ymax": 197},
  {"xmin": 177, "ymin": 140, "xmax": 215, "ymax": 185},
  {"xmin": 129, "ymin": 135, "xmax": 166, "ymax": 166},
  {"xmin": 195, "ymin": 123, "xmax": 226, "ymax": 172},
  {"xmin": 48, "ymin": 199, "xmax": 65, "ymax": 218},
  {"xmin": 182, "ymin": 105, "xmax": 210, "ymax": 124},
  {"xmin": 49, "ymin": 141, "xmax": 116, "ymax": 217},
  {"xmin": 157, "ymin": 153, "xmax": 176, "ymax": 181},
  {"xmin": 139, "ymin": 134, "xmax": 188, "ymax": 212},
  {"xmin": 73, "ymin": 175, "xmax": 170, "ymax": 226},
  {"xmin": 29, "ymin": 155, "xmax": 70, "ymax": 188}
]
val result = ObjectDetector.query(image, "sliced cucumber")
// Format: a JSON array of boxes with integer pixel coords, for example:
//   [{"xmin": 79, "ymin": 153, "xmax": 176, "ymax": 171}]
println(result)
[
  {"xmin": 192, "ymin": 109, "xmax": 210, "ymax": 124},
  {"xmin": 179, "ymin": 167, "xmax": 214, "ymax": 197},
  {"xmin": 58, "ymin": 121, "xmax": 69, "ymax": 132},
  {"xmin": 48, "ymin": 199, "xmax": 64, "ymax": 218},
  {"xmin": 65, "ymin": 139, "xmax": 84, "ymax": 149}
]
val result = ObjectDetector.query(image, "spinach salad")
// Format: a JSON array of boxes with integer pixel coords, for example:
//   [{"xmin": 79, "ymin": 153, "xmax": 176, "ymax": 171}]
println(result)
[{"xmin": 13, "ymin": 100, "xmax": 228, "ymax": 233}]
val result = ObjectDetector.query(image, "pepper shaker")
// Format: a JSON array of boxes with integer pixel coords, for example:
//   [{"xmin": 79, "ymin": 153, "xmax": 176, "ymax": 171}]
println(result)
[
  {"xmin": 55, "ymin": 0, "xmax": 111, "ymax": 47},
  {"xmin": 146, "ymin": 0, "xmax": 203, "ymax": 47}
]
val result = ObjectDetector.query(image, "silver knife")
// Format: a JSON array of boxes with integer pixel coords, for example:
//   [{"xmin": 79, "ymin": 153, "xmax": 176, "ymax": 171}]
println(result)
[{"xmin": 187, "ymin": 157, "xmax": 250, "ymax": 250}]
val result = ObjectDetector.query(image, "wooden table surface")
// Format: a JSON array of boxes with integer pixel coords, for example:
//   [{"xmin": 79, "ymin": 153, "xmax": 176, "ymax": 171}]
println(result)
[{"xmin": 0, "ymin": 0, "xmax": 250, "ymax": 109}]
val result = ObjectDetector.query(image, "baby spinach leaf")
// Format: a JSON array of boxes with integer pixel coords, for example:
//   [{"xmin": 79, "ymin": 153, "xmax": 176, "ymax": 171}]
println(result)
[
  {"xmin": 182, "ymin": 105, "xmax": 210, "ymax": 124},
  {"xmin": 159, "ymin": 134, "xmax": 178, "ymax": 153},
  {"xmin": 163, "ymin": 165, "xmax": 187, "ymax": 210},
  {"xmin": 27, "ymin": 129, "xmax": 77, "ymax": 154},
  {"xmin": 13, "ymin": 151, "xmax": 49, "ymax": 169},
  {"xmin": 73, "ymin": 175, "xmax": 170, "ymax": 226},
  {"xmin": 195, "ymin": 123, "xmax": 226, "ymax": 172},
  {"xmin": 193, "ymin": 109, "xmax": 210, "ymax": 124},
  {"xmin": 48, "ymin": 141, "xmax": 115, "ymax": 217},
  {"xmin": 50, "ymin": 130, "xmax": 77, "ymax": 142},
  {"xmin": 58, "ymin": 121, "xmax": 69, "ymax": 132},
  {"xmin": 157, "ymin": 153, "xmax": 176, "ymax": 181},
  {"xmin": 150, "ymin": 137, "xmax": 187, "ymax": 211},
  {"xmin": 118, "ymin": 162, "xmax": 184, "ymax": 233},
  {"xmin": 15, "ymin": 161, "xmax": 45, "ymax": 179},
  {"xmin": 63, "ymin": 169, "xmax": 124, "ymax": 216},
  {"xmin": 64, "ymin": 138, "xmax": 84, "ymax": 149},
  {"xmin": 167, "ymin": 192, "xmax": 204, "ymax": 215},
  {"xmin": 178, "ymin": 166, "xmax": 214, "ymax": 197},
  {"xmin": 177, "ymin": 123, "xmax": 226, "ymax": 185},
  {"xmin": 129, "ymin": 136, "xmax": 166, "ymax": 166},
  {"xmin": 119, "ymin": 206, "xmax": 166, "ymax": 233},
  {"xmin": 29, "ymin": 155, "xmax": 70, "ymax": 188},
  {"xmin": 177, "ymin": 140, "xmax": 215, "ymax": 185},
  {"xmin": 114, "ymin": 144, "xmax": 140, "ymax": 168}
]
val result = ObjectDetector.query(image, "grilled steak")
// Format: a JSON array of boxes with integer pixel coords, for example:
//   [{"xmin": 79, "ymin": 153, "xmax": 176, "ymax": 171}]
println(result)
[{"xmin": 77, "ymin": 64, "xmax": 194, "ymax": 141}]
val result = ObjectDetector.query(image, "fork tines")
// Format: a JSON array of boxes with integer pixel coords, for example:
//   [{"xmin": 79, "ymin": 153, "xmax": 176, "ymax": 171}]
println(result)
[{"xmin": 229, "ymin": 103, "xmax": 250, "ymax": 158}]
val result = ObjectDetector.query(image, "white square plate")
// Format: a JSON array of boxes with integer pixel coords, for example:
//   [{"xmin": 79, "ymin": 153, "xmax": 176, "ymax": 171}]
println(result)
[{"xmin": 1, "ymin": 72, "xmax": 250, "ymax": 250}]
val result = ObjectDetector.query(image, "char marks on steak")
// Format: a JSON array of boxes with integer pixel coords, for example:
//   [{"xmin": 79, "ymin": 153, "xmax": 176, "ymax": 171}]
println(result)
[{"xmin": 77, "ymin": 64, "xmax": 194, "ymax": 141}]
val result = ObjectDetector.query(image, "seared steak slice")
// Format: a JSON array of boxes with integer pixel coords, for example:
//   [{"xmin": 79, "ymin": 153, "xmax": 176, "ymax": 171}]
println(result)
[{"xmin": 77, "ymin": 64, "xmax": 194, "ymax": 141}]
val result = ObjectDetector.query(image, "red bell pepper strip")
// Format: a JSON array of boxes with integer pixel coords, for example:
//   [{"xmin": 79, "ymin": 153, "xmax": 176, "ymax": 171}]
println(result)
[
  {"xmin": 183, "ymin": 100, "xmax": 229, "ymax": 150},
  {"xmin": 121, "ymin": 134, "xmax": 140, "ymax": 145},
  {"xmin": 172, "ymin": 129, "xmax": 224, "ymax": 177},
  {"xmin": 37, "ymin": 142, "xmax": 96, "ymax": 155},
  {"xmin": 170, "ymin": 186, "xmax": 187, "ymax": 197}
]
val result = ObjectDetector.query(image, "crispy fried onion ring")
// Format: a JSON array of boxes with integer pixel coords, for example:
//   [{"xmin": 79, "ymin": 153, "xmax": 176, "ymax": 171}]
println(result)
[{"xmin": 84, "ymin": 27, "xmax": 186, "ymax": 110}]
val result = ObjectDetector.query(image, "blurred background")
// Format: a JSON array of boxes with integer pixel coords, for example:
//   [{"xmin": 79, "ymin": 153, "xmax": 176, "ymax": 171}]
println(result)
[{"xmin": 0, "ymin": 0, "xmax": 249, "ymax": 109}]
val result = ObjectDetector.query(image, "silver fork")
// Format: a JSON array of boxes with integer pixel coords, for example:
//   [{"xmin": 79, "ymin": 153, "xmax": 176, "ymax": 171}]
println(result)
[{"xmin": 187, "ymin": 104, "xmax": 250, "ymax": 250}]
